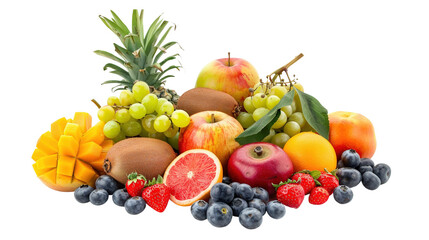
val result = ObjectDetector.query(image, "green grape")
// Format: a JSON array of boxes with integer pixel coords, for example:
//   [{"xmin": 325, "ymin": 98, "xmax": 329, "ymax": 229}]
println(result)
[
  {"xmin": 281, "ymin": 105, "xmax": 293, "ymax": 117},
  {"xmin": 115, "ymin": 109, "xmax": 131, "ymax": 123},
  {"xmin": 283, "ymin": 121, "xmax": 301, "ymax": 137},
  {"xmin": 252, "ymin": 107, "xmax": 269, "ymax": 122},
  {"xmin": 141, "ymin": 114, "xmax": 157, "ymax": 134},
  {"xmin": 237, "ymin": 112, "xmax": 255, "ymax": 129},
  {"xmin": 132, "ymin": 81, "xmax": 150, "ymax": 102},
  {"xmin": 171, "ymin": 110, "xmax": 190, "ymax": 128},
  {"xmin": 167, "ymin": 132, "xmax": 179, "ymax": 151},
  {"xmin": 148, "ymin": 132, "xmax": 167, "ymax": 141},
  {"xmin": 293, "ymin": 83, "xmax": 304, "ymax": 92},
  {"xmin": 243, "ymin": 97, "xmax": 256, "ymax": 113},
  {"xmin": 291, "ymin": 101, "xmax": 297, "ymax": 113},
  {"xmin": 271, "ymin": 132, "xmax": 290, "ymax": 148},
  {"xmin": 266, "ymin": 95, "xmax": 280, "ymax": 110},
  {"xmin": 163, "ymin": 125, "xmax": 179, "ymax": 138},
  {"xmin": 253, "ymin": 83, "xmax": 270, "ymax": 94},
  {"xmin": 119, "ymin": 90, "xmax": 136, "ymax": 106},
  {"xmin": 139, "ymin": 127, "xmax": 149, "ymax": 137},
  {"xmin": 158, "ymin": 101, "xmax": 175, "ymax": 115},
  {"xmin": 272, "ymin": 111, "xmax": 287, "ymax": 129},
  {"xmin": 129, "ymin": 103, "xmax": 147, "ymax": 119},
  {"xmin": 141, "ymin": 93, "xmax": 158, "ymax": 114},
  {"xmin": 270, "ymin": 85, "xmax": 288, "ymax": 98},
  {"xmin": 97, "ymin": 106, "xmax": 115, "ymax": 122},
  {"xmin": 107, "ymin": 96, "xmax": 120, "ymax": 106},
  {"xmin": 122, "ymin": 120, "xmax": 142, "ymax": 137},
  {"xmin": 154, "ymin": 115, "xmax": 171, "ymax": 132},
  {"xmin": 111, "ymin": 130, "xmax": 126, "ymax": 143},
  {"xmin": 251, "ymin": 93, "xmax": 267, "ymax": 109},
  {"xmin": 103, "ymin": 120, "xmax": 121, "ymax": 139},
  {"xmin": 288, "ymin": 112, "xmax": 306, "ymax": 128},
  {"xmin": 262, "ymin": 129, "xmax": 276, "ymax": 142},
  {"xmin": 155, "ymin": 98, "xmax": 168, "ymax": 114}
]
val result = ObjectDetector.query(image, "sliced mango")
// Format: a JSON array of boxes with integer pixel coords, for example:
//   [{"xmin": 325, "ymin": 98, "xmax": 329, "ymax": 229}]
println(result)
[
  {"xmin": 63, "ymin": 123, "xmax": 83, "ymax": 142},
  {"xmin": 73, "ymin": 112, "xmax": 92, "ymax": 132},
  {"xmin": 36, "ymin": 131, "xmax": 58, "ymax": 155},
  {"xmin": 74, "ymin": 159, "xmax": 99, "ymax": 184},
  {"xmin": 33, "ymin": 162, "xmax": 54, "ymax": 177},
  {"xmin": 51, "ymin": 117, "xmax": 68, "ymax": 140},
  {"xmin": 101, "ymin": 139, "xmax": 114, "ymax": 151},
  {"xmin": 32, "ymin": 148, "xmax": 48, "ymax": 161},
  {"xmin": 39, "ymin": 168, "xmax": 57, "ymax": 185},
  {"xmin": 58, "ymin": 135, "xmax": 79, "ymax": 157},
  {"xmin": 81, "ymin": 121, "xmax": 105, "ymax": 145},
  {"xmin": 57, "ymin": 155, "xmax": 76, "ymax": 176},
  {"xmin": 56, "ymin": 174, "xmax": 72, "ymax": 185},
  {"xmin": 78, "ymin": 142, "xmax": 103, "ymax": 161},
  {"xmin": 36, "ymin": 154, "xmax": 58, "ymax": 170}
]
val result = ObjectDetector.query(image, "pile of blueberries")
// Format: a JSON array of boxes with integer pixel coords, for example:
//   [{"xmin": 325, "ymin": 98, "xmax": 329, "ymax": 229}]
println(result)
[
  {"xmin": 333, "ymin": 149, "xmax": 391, "ymax": 204},
  {"xmin": 73, "ymin": 175, "xmax": 146, "ymax": 215},
  {"xmin": 191, "ymin": 178, "xmax": 285, "ymax": 229}
]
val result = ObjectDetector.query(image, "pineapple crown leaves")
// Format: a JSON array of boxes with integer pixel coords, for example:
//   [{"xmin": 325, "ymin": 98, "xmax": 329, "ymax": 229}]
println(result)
[{"xmin": 95, "ymin": 9, "xmax": 182, "ymax": 92}]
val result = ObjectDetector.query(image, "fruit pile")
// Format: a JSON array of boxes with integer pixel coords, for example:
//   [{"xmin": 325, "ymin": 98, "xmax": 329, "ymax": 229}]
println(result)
[{"xmin": 31, "ymin": 9, "xmax": 392, "ymax": 230}]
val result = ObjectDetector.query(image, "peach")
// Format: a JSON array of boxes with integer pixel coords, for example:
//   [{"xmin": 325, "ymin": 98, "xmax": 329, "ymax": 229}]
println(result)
[{"xmin": 328, "ymin": 111, "xmax": 376, "ymax": 159}]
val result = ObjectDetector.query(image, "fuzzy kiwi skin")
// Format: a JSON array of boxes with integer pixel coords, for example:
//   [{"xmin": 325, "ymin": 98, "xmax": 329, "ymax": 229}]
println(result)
[
  {"xmin": 104, "ymin": 137, "xmax": 177, "ymax": 184},
  {"xmin": 177, "ymin": 88, "xmax": 240, "ymax": 117}
]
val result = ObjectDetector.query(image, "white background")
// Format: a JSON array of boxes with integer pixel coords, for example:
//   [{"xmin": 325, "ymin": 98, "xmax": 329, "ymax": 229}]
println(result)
[{"xmin": 1, "ymin": 0, "xmax": 428, "ymax": 239}]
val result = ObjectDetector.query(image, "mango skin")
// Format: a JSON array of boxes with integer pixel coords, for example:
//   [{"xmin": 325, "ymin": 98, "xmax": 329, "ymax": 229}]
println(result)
[{"xmin": 104, "ymin": 137, "xmax": 177, "ymax": 184}]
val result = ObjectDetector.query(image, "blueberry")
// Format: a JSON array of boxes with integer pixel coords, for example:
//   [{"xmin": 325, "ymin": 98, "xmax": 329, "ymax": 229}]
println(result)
[
  {"xmin": 362, "ymin": 172, "xmax": 381, "ymax": 190},
  {"xmin": 95, "ymin": 175, "xmax": 119, "ymax": 195},
  {"xmin": 373, "ymin": 163, "xmax": 391, "ymax": 184},
  {"xmin": 191, "ymin": 200, "xmax": 209, "ymax": 221},
  {"xmin": 112, "ymin": 188, "xmax": 130, "ymax": 206},
  {"xmin": 230, "ymin": 198, "xmax": 248, "ymax": 216},
  {"xmin": 333, "ymin": 185, "xmax": 353, "ymax": 204},
  {"xmin": 222, "ymin": 176, "xmax": 232, "ymax": 184},
  {"xmin": 208, "ymin": 198, "xmax": 215, "ymax": 206},
  {"xmin": 266, "ymin": 200, "xmax": 286, "ymax": 219},
  {"xmin": 210, "ymin": 183, "xmax": 234, "ymax": 203},
  {"xmin": 235, "ymin": 184, "xmax": 254, "ymax": 201},
  {"xmin": 207, "ymin": 202, "xmax": 233, "ymax": 227},
  {"xmin": 74, "ymin": 185, "xmax": 94, "ymax": 203},
  {"xmin": 358, "ymin": 165, "xmax": 373, "ymax": 175},
  {"xmin": 337, "ymin": 160, "xmax": 345, "ymax": 168},
  {"xmin": 124, "ymin": 196, "xmax": 146, "ymax": 215},
  {"xmin": 359, "ymin": 158, "xmax": 375, "ymax": 168},
  {"xmin": 239, "ymin": 207, "xmax": 263, "ymax": 229},
  {"xmin": 341, "ymin": 149, "xmax": 361, "ymax": 168},
  {"xmin": 229, "ymin": 182, "xmax": 240, "ymax": 193},
  {"xmin": 248, "ymin": 198, "xmax": 266, "ymax": 215},
  {"xmin": 252, "ymin": 187, "xmax": 269, "ymax": 203},
  {"xmin": 89, "ymin": 189, "xmax": 109, "ymax": 205},
  {"xmin": 336, "ymin": 167, "xmax": 362, "ymax": 188}
]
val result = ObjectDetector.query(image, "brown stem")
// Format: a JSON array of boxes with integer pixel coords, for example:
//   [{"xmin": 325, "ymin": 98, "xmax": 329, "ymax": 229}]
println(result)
[
  {"xmin": 91, "ymin": 99, "xmax": 101, "ymax": 109},
  {"xmin": 228, "ymin": 52, "xmax": 231, "ymax": 66},
  {"xmin": 254, "ymin": 146, "xmax": 263, "ymax": 156},
  {"xmin": 211, "ymin": 113, "xmax": 215, "ymax": 123},
  {"xmin": 268, "ymin": 53, "xmax": 304, "ymax": 81}
]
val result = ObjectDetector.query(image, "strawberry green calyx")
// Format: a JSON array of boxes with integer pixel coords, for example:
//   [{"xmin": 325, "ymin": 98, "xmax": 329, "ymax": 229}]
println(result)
[
  {"xmin": 145, "ymin": 175, "xmax": 164, "ymax": 187},
  {"xmin": 127, "ymin": 172, "xmax": 146, "ymax": 183},
  {"xmin": 272, "ymin": 179, "xmax": 299, "ymax": 190}
]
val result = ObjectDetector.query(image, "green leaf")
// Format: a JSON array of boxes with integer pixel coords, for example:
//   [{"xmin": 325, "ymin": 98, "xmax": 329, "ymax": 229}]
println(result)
[
  {"xmin": 295, "ymin": 89, "xmax": 330, "ymax": 140},
  {"xmin": 94, "ymin": 50, "xmax": 125, "ymax": 64},
  {"xmin": 110, "ymin": 10, "xmax": 130, "ymax": 34},
  {"xmin": 235, "ymin": 90, "xmax": 295, "ymax": 145}
]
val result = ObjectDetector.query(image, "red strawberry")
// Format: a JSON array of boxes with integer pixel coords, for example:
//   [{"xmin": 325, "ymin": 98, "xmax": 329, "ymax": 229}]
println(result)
[
  {"xmin": 273, "ymin": 180, "xmax": 305, "ymax": 209},
  {"xmin": 126, "ymin": 172, "xmax": 146, "ymax": 197},
  {"xmin": 309, "ymin": 187, "xmax": 330, "ymax": 205},
  {"xmin": 292, "ymin": 172, "xmax": 316, "ymax": 195},
  {"xmin": 142, "ymin": 176, "xmax": 170, "ymax": 212},
  {"xmin": 318, "ymin": 170, "xmax": 339, "ymax": 195}
]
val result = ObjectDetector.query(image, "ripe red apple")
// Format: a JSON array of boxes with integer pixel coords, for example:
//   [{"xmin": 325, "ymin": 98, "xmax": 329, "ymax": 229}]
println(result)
[
  {"xmin": 195, "ymin": 53, "xmax": 260, "ymax": 105},
  {"xmin": 179, "ymin": 111, "xmax": 244, "ymax": 170},
  {"xmin": 228, "ymin": 142, "xmax": 294, "ymax": 196}
]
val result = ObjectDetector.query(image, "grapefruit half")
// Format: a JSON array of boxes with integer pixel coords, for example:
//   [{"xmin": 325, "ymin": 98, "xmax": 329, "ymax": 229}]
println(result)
[{"xmin": 163, "ymin": 149, "xmax": 223, "ymax": 206}]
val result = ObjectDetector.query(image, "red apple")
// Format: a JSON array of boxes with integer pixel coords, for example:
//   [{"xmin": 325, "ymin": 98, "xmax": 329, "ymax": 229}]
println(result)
[
  {"xmin": 195, "ymin": 53, "xmax": 260, "ymax": 105},
  {"xmin": 179, "ymin": 111, "xmax": 244, "ymax": 170},
  {"xmin": 228, "ymin": 142, "xmax": 294, "ymax": 196}
]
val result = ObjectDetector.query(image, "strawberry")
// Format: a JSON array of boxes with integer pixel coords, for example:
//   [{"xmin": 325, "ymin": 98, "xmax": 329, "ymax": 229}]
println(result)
[
  {"xmin": 142, "ymin": 175, "xmax": 170, "ymax": 213},
  {"xmin": 291, "ymin": 172, "xmax": 316, "ymax": 195},
  {"xmin": 273, "ymin": 180, "xmax": 305, "ymax": 209},
  {"xmin": 309, "ymin": 187, "xmax": 330, "ymax": 205},
  {"xmin": 318, "ymin": 170, "xmax": 339, "ymax": 195},
  {"xmin": 126, "ymin": 172, "xmax": 146, "ymax": 197}
]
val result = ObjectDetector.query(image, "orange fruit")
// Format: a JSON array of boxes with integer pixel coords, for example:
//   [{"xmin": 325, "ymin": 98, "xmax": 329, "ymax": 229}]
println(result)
[
  {"xmin": 283, "ymin": 132, "xmax": 337, "ymax": 172},
  {"xmin": 163, "ymin": 149, "xmax": 223, "ymax": 206}
]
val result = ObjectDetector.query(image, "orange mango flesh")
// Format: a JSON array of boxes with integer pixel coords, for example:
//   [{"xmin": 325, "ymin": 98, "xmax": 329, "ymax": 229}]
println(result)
[{"xmin": 32, "ymin": 112, "xmax": 112, "ymax": 192}]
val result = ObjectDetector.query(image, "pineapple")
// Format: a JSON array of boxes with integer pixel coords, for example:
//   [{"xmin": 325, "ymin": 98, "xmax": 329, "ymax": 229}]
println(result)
[{"xmin": 95, "ymin": 10, "xmax": 181, "ymax": 105}]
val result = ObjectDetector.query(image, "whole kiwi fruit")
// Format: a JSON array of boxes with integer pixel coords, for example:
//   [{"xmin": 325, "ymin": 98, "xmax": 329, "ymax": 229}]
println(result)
[
  {"xmin": 103, "ymin": 137, "xmax": 177, "ymax": 184},
  {"xmin": 177, "ymin": 88, "xmax": 241, "ymax": 117}
]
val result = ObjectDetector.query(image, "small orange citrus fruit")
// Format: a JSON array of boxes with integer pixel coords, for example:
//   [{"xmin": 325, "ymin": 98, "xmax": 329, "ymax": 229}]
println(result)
[{"xmin": 283, "ymin": 132, "xmax": 337, "ymax": 172}]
